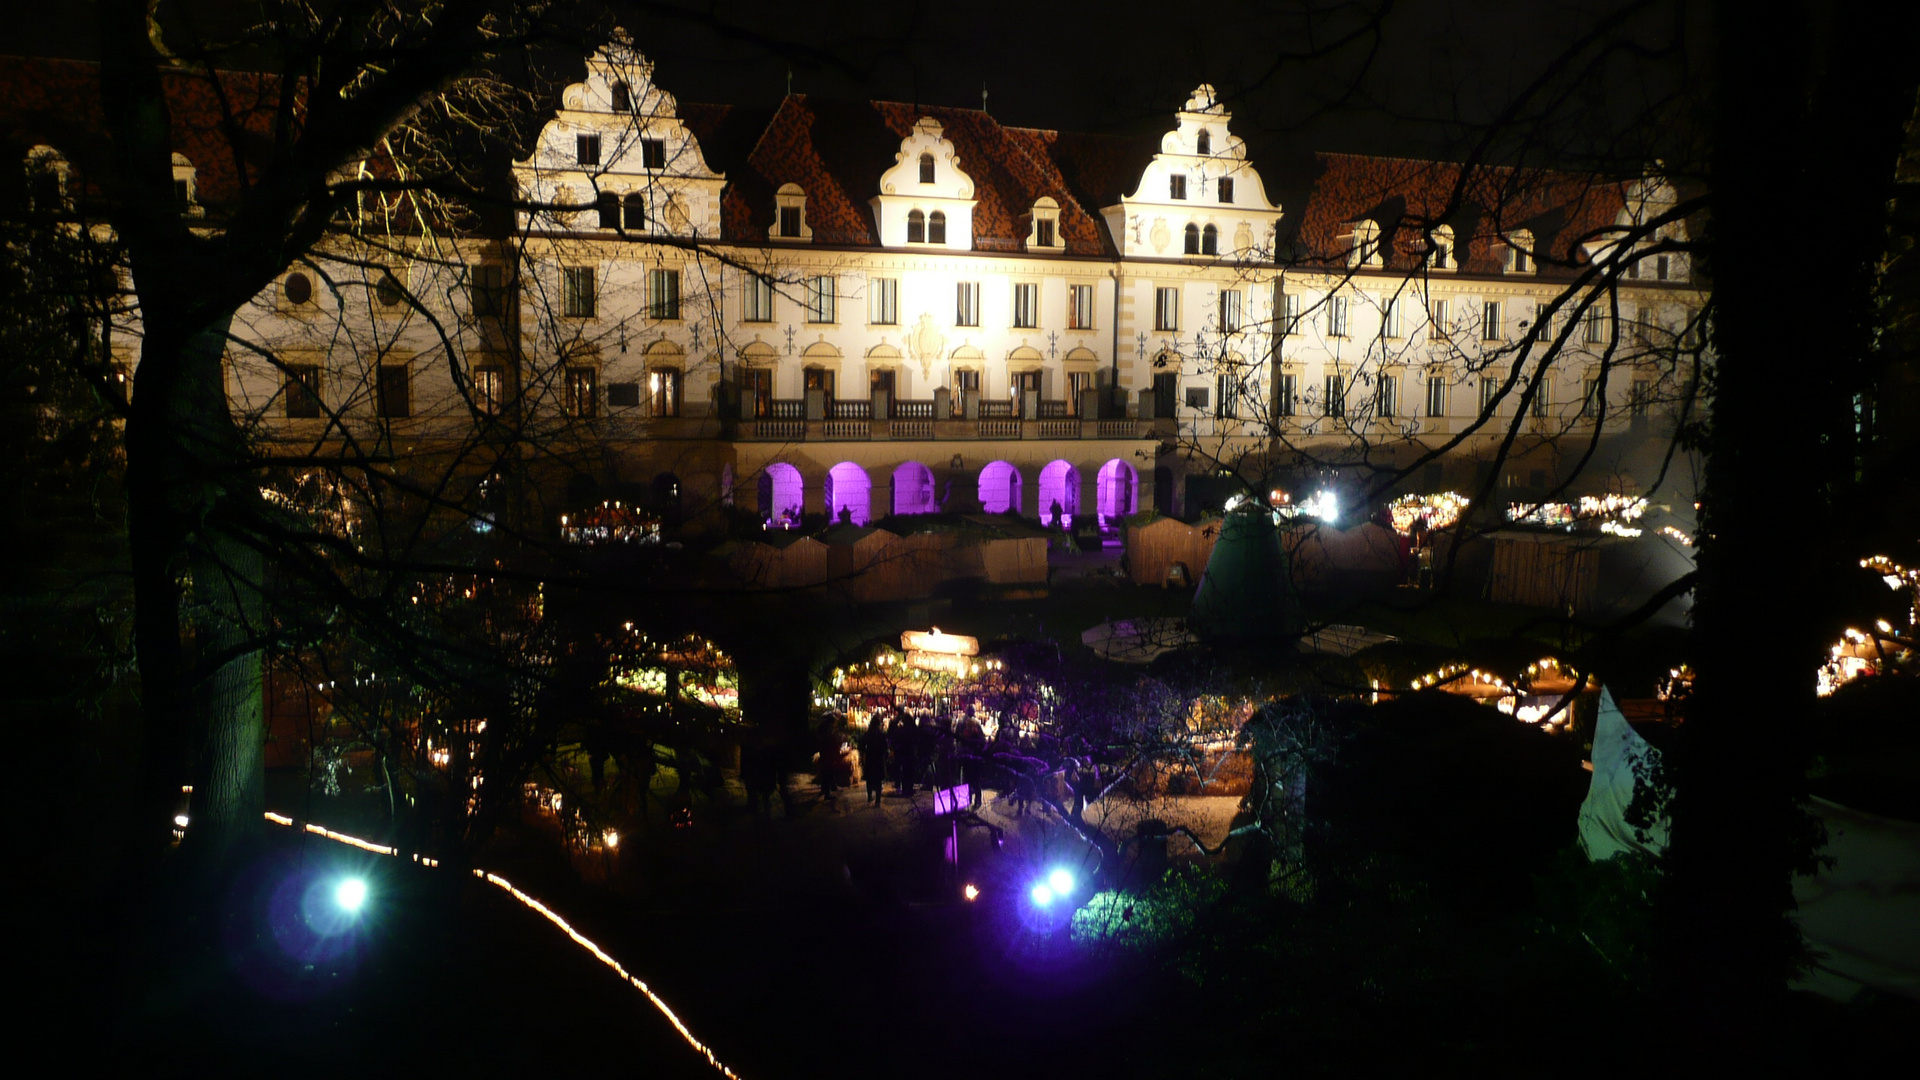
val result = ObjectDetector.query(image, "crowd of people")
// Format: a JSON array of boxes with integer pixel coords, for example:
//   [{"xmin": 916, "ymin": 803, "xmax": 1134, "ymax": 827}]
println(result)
[{"xmin": 811, "ymin": 705, "xmax": 1054, "ymax": 812}]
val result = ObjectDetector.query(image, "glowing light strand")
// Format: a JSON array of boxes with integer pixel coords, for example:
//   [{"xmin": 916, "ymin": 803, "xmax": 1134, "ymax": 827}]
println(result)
[{"xmin": 261, "ymin": 812, "xmax": 741, "ymax": 1078}]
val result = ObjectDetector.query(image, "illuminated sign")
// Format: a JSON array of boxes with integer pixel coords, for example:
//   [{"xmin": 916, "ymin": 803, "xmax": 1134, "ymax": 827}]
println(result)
[
  {"xmin": 900, "ymin": 629, "xmax": 979, "ymax": 656},
  {"xmin": 906, "ymin": 650, "xmax": 971, "ymax": 676}
]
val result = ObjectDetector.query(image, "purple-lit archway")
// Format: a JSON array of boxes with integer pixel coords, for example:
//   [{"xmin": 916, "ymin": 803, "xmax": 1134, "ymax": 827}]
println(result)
[
  {"xmin": 1038, "ymin": 460, "xmax": 1079, "ymax": 528},
  {"xmin": 892, "ymin": 461, "xmax": 938, "ymax": 516},
  {"xmin": 759, "ymin": 462, "xmax": 803, "ymax": 526},
  {"xmin": 826, "ymin": 462, "xmax": 872, "ymax": 525},
  {"xmin": 1096, "ymin": 458, "xmax": 1137, "ymax": 529},
  {"xmin": 978, "ymin": 460, "xmax": 1022, "ymax": 515}
]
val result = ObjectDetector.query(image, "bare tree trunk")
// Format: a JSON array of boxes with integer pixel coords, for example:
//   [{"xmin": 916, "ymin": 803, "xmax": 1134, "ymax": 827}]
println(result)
[{"xmin": 1660, "ymin": 0, "xmax": 1920, "ymax": 1048}]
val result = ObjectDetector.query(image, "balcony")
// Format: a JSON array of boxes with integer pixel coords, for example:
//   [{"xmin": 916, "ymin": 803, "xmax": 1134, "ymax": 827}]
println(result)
[{"xmin": 735, "ymin": 397, "xmax": 1150, "ymax": 442}]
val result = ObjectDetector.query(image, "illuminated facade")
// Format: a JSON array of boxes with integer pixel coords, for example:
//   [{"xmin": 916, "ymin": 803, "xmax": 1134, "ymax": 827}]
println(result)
[{"xmin": 13, "ymin": 36, "xmax": 1705, "ymax": 531}]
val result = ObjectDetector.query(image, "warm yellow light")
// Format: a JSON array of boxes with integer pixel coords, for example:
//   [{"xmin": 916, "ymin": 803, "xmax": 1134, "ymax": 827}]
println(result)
[{"xmin": 964, "ymin": 884, "xmax": 980, "ymax": 901}]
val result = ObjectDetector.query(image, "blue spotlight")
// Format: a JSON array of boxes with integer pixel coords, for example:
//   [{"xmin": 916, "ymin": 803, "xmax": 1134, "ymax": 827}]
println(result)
[
  {"xmin": 334, "ymin": 877, "xmax": 368, "ymax": 913},
  {"xmin": 1047, "ymin": 868, "xmax": 1075, "ymax": 897},
  {"xmin": 1029, "ymin": 882, "xmax": 1055, "ymax": 907}
]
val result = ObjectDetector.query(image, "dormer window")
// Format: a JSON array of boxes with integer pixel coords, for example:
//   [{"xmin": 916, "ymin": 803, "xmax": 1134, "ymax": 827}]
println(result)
[
  {"xmin": 771, "ymin": 182, "xmax": 813, "ymax": 242},
  {"xmin": 169, "ymin": 152, "xmax": 201, "ymax": 217},
  {"xmin": 1202, "ymin": 224, "xmax": 1219, "ymax": 256},
  {"xmin": 598, "ymin": 192, "xmax": 620, "ymax": 228},
  {"xmin": 1504, "ymin": 230, "xmax": 1535, "ymax": 274},
  {"xmin": 1217, "ymin": 177, "xmax": 1234, "ymax": 204},
  {"xmin": 1170, "ymin": 174, "xmax": 1188, "ymax": 200},
  {"xmin": 1196, "ymin": 129, "xmax": 1212, "ymax": 155},
  {"xmin": 919, "ymin": 152, "xmax": 936, "ymax": 184},
  {"xmin": 1427, "ymin": 225, "xmax": 1455, "ymax": 270},
  {"xmin": 907, "ymin": 210, "xmax": 926, "ymax": 244},
  {"xmin": 1026, "ymin": 196, "xmax": 1063, "ymax": 250},
  {"xmin": 1184, "ymin": 223, "xmax": 1200, "ymax": 255},
  {"xmin": 624, "ymin": 192, "xmax": 647, "ymax": 230},
  {"xmin": 577, "ymin": 134, "xmax": 601, "ymax": 166},
  {"xmin": 928, "ymin": 210, "xmax": 947, "ymax": 244},
  {"xmin": 611, "ymin": 81, "xmax": 631, "ymax": 111},
  {"xmin": 283, "ymin": 271, "xmax": 314, "ymax": 307},
  {"xmin": 25, "ymin": 147, "xmax": 69, "ymax": 212},
  {"xmin": 641, "ymin": 139, "xmax": 666, "ymax": 170},
  {"xmin": 1348, "ymin": 220, "xmax": 1382, "ymax": 268}
]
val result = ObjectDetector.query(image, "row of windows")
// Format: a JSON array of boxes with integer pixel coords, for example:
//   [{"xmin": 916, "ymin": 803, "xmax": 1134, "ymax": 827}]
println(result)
[
  {"xmin": 574, "ymin": 134, "xmax": 668, "ymax": 171},
  {"xmin": 1273, "ymin": 291, "xmax": 1688, "ymax": 346},
  {"xmin": 281, "ymin": 364, "xmax": 683, "ymax": 420},
  {"xmin": 1166, "ymin": 174, "xmax": 1234, "ymax": 203},
  {"xmin": 1257, "ymin": 372, "xmax": 1657, "ymax": 420}
]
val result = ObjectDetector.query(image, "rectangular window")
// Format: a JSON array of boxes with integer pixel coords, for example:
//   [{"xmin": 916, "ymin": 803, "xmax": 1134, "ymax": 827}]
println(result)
[
  {"xmin": 956, "ymin": 282, "xmax": 980, "ymax": 327},
  {"xmin": 744, "ymin": 274, "xmax": 774, "ymax": 323},
  {"xmin": 1068, "ymin": 283, "xmax": 1094, "ymax": 329},
  {"xmin": 1169, "ymin": 174, "xmax": 1187, "ymax": 200},
  {"xmin": 1376, "ymin": 374, "xmax": 1397, "ymax": 418},
  {"xmin": 608, "ymin": 381, "xmax": 641, "ymax": 408},
  {"xmin": 1035, "ymin": 218, "xmax": 1055, "ymax": 247},
  {"xmin": 778, "ymin": 205, "xmax": 801, "ymax": 237},
  {"xmin": 1656, "ymin": 254, "xmax": 1671, "ymax": 280},
  {"xmin": 806, "ymin": 275, "xmax": 836, "ymax": 323},
  {"xmin": 284, "ymin": 365, "xmax": 321, "ymax": 418},
  {"xmin": 1276, "ymin": 372, "xmax": 1297, "ymax": 417},
  {"xmin": 1480, "ymin": 377, "xmax": 1500, "ymax": 413},
  {"xmin": 597, "ymin": 192, "xmax": 620, "ymax": 228},
  {"xmin": 804, "ymin": 367, "xmax": 837, "ymax": 397},
  {"xmin": 1155, "ymin": 287, "xmax": 1180, "ymax": 331},
  {"xmin": 1482, "ymin": 301, "xmax": 1501, "ymax": 340},
  {"xmin": 1215, "ymin": 374, "xmax": 1238, "ymax": 419},
  {"xmin": 1217, "ymin": 177, "xmax": 1234, "ymax": 203},
  {"xmin": 1635, "ymin": 305, "xmax": 1654, "ymax": 344},
  {"xmin": 1534, "ymin": 308, "xmax": 1552, "ymax": 340},
  {"xmin": 562, "ymin": 267, "xmax": 596, "ymax": 318},
  {"xmin": 1323, "ymin": 374, "xmax": 1345, "ymax": 418},
  {"xmin": 1328, "ymin": 296, "xmax": 1349, "ymax": 337},
  {"xmin": 565, "ymin": 367, "xmax": 597, "ymax": 418},
  {"xmin": 1185, "ymin": 386, "xmax": 1209, "ymax": 410},
  {"xmin": 377, "ymin": 365, "xmax": 410, "ymax": 419},
  {"xmin": 1631, "ymin": 378, "xmax": 1651, "ymax": 419},
  {"xmin": 1382, "ymin": 298, "xmax": 1402, "ymax": 338},
  {"xmin": 1012, "ymin": 282, "xmax": 1039, "ymax": 328},
  {"xmin": 648, "ymin": 368, "xmax": 682, "ymax": 416},
  {"xmin": 641, "ymin": 139, "xmax": 666, "ymax": 169},
  {"xmin": 1068, "ymin": 370, "xmax": 1094, "ymax": 414},
  {"xmin": 1582, "ymin": 377, "xmax": 1601, "ymax": 418},
  {"xmin": 1429, "ymin": 298, "xmax": 1449, "ymax": 339},
  {"xmin": 475, "ymin": 366, "xmax": 505, "ymax": 414},
  {"xmin": 649, "ymin": 269, "xmax": 681, "ymax": 321},
  {"xmin": 1426, "ymin": 375, "xmax": 1446, "ymax": 418},
  {"xmin": 1531, "ymin": 383, "xmax": 1551, "ymax": 418},
  {"xmin": 953, "ymin": 368, "xmax": 979, "ymax": 396},
  {"xmin": 1282, "ymin": 293, "xmax": 1301, "ymax": 336},
  {"xmin": 870, "ymin": 277, "xmax": 898, "ymax": 325},
  {"xmin": 1218, "ymin": 289, "xmax": 1243, "ymax": 333},
  {"xmin": 576, "ymin": 134, "xmax": 601, "ymax": 166},
  {"xmin": 742, "ymin": 367, "xmax": 774, "ymax": 418},
  {"xmin": 470, "ymin": 264, "xmax": 508, "ymax": 316},
  {"xmin": 1584, "ymin": 306, "xmax": 1608, "ymax": 344}
]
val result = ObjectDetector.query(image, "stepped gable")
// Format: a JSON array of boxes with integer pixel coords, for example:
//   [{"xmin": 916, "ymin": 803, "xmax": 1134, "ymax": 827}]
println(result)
[
  {"xmin": 0, "ymin": 55, "xmax": 284, "ymax": 208},
  {"xmin": 1295, "ymin": 151, "xmax": 1631, "ymax": 275},
  {"xmin": 869, "ymin": 102, "xmax": 1106, "ymax": 256}
]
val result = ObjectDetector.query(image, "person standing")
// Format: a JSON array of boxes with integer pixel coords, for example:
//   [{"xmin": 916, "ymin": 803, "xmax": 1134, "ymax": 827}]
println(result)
[
  {"xmin": 858, "ymin": 715, "xmax": 889, "ymax": 806},
  {"xmin": 888, "ymin": 713, "xmax": 919, "ymax": 796}
]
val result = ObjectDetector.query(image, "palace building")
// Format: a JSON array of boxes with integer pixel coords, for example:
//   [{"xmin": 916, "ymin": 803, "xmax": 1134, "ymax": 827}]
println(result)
[{"xmin": 10, "ymin": 33, "xmax": 1705, "ymax": 535}]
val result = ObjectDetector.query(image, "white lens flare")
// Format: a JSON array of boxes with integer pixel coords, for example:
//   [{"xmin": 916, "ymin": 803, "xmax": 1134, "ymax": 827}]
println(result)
[
  {"xmin": 1029, "ymin": 883, "xmax": 1054, "ymax": 906},
  {"xmin": 1048, "ymin": 868, "xmax": 1074, "ymax": 896},
  {"xmin": 335, "ymin": 877, "xmax": 368, "ymax": 912}
]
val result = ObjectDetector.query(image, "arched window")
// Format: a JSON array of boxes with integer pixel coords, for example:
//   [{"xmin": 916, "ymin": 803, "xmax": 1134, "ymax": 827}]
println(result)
[
  {"xmin": 892, "ymin": 462, "xmax": 938, "ymax": 516},
  {"xmin": 919, "ymin": 152, "xmax": 936, "ymax": 184},
  {"xmin": 1038, "ymin": 461, "xmax": 1080, "ymax": 528},
  {"xmin": 1096, "ymin": 459, "xmax": 1139, "ymax": 529},
  {"xmin": 1184, "ymin": 223, "xmax": 1201, "ymax": 255},
  {"xmin": 1201, "ymin": 224, "xmax": 1219, "ymax": 255},
  {"xmin": 760, "ymin": 463, "xmax": 804, "ymax": 526},
  {"xmin": 928, "ymin": 210, "xmax": 947, "ymax": 244},
  {"xmin": 611, "ymin": 81, "xmax": 631, "ymax": 111},
  {"xmin": 826, "ymin": 462, "xmax": 872, "ymax": 526},
  {"xmin": 1196, "ymin": 129, "xmax": 1211, "ymax": 155},
  {"xmin": 623, "ymin": 192, "xmax": 646, "ymax": 231},
  {"xmin": 978, "ymin": 461, "xmax": 1022, "ymax": 515},
  {"xmin": 597, "ymin": 192, "xmax": 620, "ymax": 228},
  {"xmin": 907, "ymin": 209, "xmax": 926, "ymax": 244}
]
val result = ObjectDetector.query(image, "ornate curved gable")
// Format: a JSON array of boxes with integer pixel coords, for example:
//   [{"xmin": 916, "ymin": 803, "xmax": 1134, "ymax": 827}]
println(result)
[
  {"xmin": 514, "ymin": 30, "xmax": 725, "ymax": 238},
  {"xmin": 1103, "ymin": 85, "xmax": 1282, "ymax": 261},
  {"xmin": 870, "ymin": 117, "xmax": 978, "ymax": 249}
]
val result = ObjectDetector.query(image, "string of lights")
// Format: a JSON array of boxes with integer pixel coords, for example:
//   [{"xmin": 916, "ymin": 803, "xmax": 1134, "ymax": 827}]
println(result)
[{"xmin": 259, "ymin": 811, "xmax": 742, "ymax": 1077}]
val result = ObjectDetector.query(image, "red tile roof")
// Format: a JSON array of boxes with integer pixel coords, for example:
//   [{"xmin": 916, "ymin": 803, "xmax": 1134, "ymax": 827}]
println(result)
[
  {"xmin": 1292, "ymin": 152, "xmax": 1632, "ymax": 275},
  {"xmin": 0, "ymin": 55, "xmax": 288, "ymax": 208}
]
